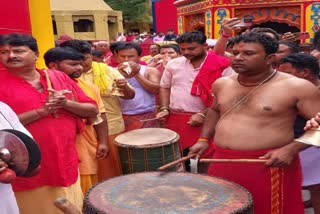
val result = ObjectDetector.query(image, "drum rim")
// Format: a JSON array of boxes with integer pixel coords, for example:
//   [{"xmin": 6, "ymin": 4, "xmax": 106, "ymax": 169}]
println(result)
[
  {"xmin": 84, "ymin": 172, "xmax": 253, "ymax": 214},
  {"xmin": 113, "ymin": 136, "xmax": 180, "ymax": 148},
  {"xmin": 113, "ymin": 128, "xmax": 180, "ymax": 148}
]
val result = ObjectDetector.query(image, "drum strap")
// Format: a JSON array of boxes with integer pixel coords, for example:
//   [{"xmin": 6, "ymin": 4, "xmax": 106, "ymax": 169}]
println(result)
[{"xmin": 216, "ymin": 71, "xmax": 277, "ymax": 128}]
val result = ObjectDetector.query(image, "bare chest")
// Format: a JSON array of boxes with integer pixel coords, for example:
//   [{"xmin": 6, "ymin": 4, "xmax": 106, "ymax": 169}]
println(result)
[{"xmin": 216, "ymin": 86, "xmax": 296, "ymax": 116}]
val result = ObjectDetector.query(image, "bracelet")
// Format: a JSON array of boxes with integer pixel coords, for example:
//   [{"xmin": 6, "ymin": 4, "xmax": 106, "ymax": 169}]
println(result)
[
  {"xmin": 221, "ymin": 30, "xmax": 232, "ymax": 38},
  {"xmin": 196, "ymin": 112, "xmax": 206, "ymax": 118},
  {"xmin": 198, "ymin": 137, "xmax": 209, "ymax": 143},
  {"xmin": 159, "ymin": 107, "xmax": 170, "ymax": 112}
]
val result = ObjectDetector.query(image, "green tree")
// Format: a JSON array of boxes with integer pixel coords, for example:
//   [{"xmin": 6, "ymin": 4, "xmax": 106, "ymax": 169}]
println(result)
[{"xmin": 104, "ymin": 0, "xmax": 152, "ymax": 22}]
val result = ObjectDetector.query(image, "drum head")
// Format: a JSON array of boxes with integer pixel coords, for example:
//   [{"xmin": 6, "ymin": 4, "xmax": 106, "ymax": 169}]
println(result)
[
  {"xmin": 114, "ymin": 128, "xmax": 179, "ymax": 148},
  {"xmin": 0, "ymin": 130, "xmax": 29, "ymax": 176},
  {"xmin": 85, "ymin": 172, "xmax": 253, "ymax": 214},
  {"xmin": 3, "ymin": 129, "xmax": 41, "ymax": 176}
]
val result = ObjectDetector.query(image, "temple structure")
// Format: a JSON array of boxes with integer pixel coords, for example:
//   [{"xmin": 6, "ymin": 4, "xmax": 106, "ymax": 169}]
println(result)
[
  {"xmin": 154, "ymin": 0, "xmax": 320, "ymax": 42},
  {"xmin": 51, "ymin": 0, "xmax": 123, "ymax": 41}
]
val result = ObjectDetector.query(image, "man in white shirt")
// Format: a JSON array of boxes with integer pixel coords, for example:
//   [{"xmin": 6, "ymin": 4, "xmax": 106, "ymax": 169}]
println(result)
[{"xmin": 0, "ymin": 101, "xmax": 33, "ymax": 214}]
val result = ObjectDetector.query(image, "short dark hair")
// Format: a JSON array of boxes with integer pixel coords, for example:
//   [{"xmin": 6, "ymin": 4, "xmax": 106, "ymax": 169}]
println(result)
[
  {"xmin": 149, "ymin": 44, "xmax": 160, "ymax": 49},
  {"xmin": 160, "ymin": 44, "xmax": 181, "ymax": 54},
  {"xmin": 226, "ymin": 37, "xmax": 236, "ymax": 49},
  {"xmin": 176, "ymin": 31, "xmax": 207, "ymax": 45},
  {"xmin": 91, "ymin": 50, "xmax": 103, "ymax": 57},
  {"xmin": 0, "ymin": 33, "xmax": 38, "ymax": 52},
  {"xmin": 281, "ymin": 53, "xmax": 320, "ymax": 77},
  {"xmin": 109, "ymin": 41, "xmax": 126, "ymax": 54},
  {"xmin": 115, "ymin": 42, "xmax": 142, "ymax": 56},
  {"xmin": 313, "ymin": 30, "xmax": 320, "ymax": 51},
  {"xmin": 60, "ymin": 39, "xmax": 92, "ymax": 54},
  {"xmin": 233, "ymin": 32, "xmax": 279, "ymax": 55},
  {"xmin": 44, "ymin": 47, "xmax": 84, "ymax": 67},
  {"xmin": 277, "ymin": 40, "xmax": 300, "ymax": 54},
  {"xmin": 251, "ymin": 28, "xmax": 280, "ymax": 41}
]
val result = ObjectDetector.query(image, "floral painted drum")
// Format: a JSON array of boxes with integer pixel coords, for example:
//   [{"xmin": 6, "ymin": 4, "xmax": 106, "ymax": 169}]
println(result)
[{"xmin": 84, "ymin": 172, "xmax": 253, "ymax": 214}]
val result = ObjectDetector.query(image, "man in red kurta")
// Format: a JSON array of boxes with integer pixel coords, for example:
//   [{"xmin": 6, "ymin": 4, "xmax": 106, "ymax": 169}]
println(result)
[{"xmin": 0, "ymin": 33, "xmax": 98, "ymax": 214}]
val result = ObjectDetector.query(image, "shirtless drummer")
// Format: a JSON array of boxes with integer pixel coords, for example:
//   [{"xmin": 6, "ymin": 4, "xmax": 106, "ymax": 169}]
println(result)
[{"xmin": 189, "ymin": 32, "xmax": 320, "ymax": 214}]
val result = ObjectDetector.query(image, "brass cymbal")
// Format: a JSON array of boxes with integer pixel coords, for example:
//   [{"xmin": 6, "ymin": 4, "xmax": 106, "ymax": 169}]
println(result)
[
  {"xmin": 2, "ymin": 129, "xmax": 41, "ymax": 176},
  {"xmin": 0, "ymin": 130, "xmax": 29, "ymax": 176},
  {"xmin": 110, "ymin": 86, "xmax": 125, "ymax": 97}
]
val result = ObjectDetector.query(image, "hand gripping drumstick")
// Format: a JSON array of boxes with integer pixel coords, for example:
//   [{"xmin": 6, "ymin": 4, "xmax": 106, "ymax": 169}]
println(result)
[
  {"xmin": 54, "ymin": 198, "xmax": 82, "ymax": 214},
  {"xmin": 158, "ymin": 154, "xmax": 196, "ymax": 171},
  {"xmin": 158, "ymin": 154, "xmax": 267, "ymax": 171},
  {"xmin": 140, "ymin": 117, "xmax": 160, "ymax": 122}
]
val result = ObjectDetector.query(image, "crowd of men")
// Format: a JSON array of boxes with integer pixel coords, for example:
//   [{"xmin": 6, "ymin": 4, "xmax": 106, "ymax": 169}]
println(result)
[{"xmin": 1, "ymin": 17, "xmax": 320, "ymax": 214}]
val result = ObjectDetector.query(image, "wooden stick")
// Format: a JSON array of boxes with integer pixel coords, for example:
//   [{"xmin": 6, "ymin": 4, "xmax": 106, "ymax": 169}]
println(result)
[
  {"xmin": 44, "ymin": 70, "xmax": 53, "ymax": 91},
  {"xmin": 44, "ymin": 70, "xmax": 59, "ymax": 118},
  {"xmin": 54, "ymin": 198, "xmax": 82, "ymax": 214},
  {"xmin": 158, "ymin": 154, "xmax": 196, "ymax": 171},
  {"xmin": 140, "ymin": 117, "xmax": 160, "ymax": 122},
  {"xmin": 199, "ymin": 158, "xmax": 267, "ymax": 163}
]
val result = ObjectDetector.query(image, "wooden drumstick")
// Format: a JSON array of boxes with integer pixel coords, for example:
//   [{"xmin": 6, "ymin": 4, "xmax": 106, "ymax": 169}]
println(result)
[
  {"xmin": 199, "ymin": 158, "xmax": 268, "ymax": 163},
  {"xmin": 44, "ymin": 70, "xmax": 53, "ymax": 91},
  {"xmin": 54, "ymin": 198, "xmax": 82, "ymax": 214},
  {"xmin": 140, "ymin": 117, "xmax": 160, "ymax": 122},
  {"xmin": 44, "ymin": 70, "xmax": 59, "ymax": 118},
  {"xmin": 158, "ymin": 154, "xmax": 196, "ymax": 171}
]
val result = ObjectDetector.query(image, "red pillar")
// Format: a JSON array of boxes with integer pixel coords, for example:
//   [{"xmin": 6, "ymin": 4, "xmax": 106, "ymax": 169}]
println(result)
[
  {"xmin": 0, "ymin": 0, "xmax": 31, "ymax": 34},
  {"xmin": 0, "ymin": 0, "xmax": 31, "ymax": 70}
]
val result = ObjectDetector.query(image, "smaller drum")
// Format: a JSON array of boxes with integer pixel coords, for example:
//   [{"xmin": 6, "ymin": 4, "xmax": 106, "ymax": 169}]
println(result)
[
  {"xmin": 114, "ymin": 128, "xmax": 181, "ymax": 174},
  {"xmin": 84, "ymin": 172, "xmax": 253, "ymax": 214}
]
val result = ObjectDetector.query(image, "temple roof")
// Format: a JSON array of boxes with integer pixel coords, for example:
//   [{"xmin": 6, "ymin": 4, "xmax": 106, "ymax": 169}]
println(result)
[
  {"xmin": 174, "ymin": 0, "xmax": 319, "ymax": 6},
  {"xmin": 50, "ymin": 0, "xmax": 113, "ymax": 11}
]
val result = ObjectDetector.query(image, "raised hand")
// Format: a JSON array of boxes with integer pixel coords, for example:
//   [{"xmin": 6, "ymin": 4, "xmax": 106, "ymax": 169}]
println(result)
[{"xmin": 304, "ymin": 112, "xmax": 320, "ymax": 130}]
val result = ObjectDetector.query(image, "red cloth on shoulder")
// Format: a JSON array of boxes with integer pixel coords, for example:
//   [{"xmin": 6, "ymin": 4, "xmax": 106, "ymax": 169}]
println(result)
[
  {"xmin": 191, "ymin": 51, "xmax": 230, "ymax": 106},
  {"xmin": 208, "ymin": 145, "xmax": 304, "ymax": 214}
]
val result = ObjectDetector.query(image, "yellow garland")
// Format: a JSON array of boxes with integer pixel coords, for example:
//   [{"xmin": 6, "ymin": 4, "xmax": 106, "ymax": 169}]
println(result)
[{"xmin": 91, "ymin": 61, "xmax": 109, "ymax": 95}]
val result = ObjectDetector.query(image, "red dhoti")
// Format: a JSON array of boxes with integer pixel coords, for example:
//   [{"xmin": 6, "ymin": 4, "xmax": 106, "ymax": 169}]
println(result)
[
  {"xmin": 165, "ymin": 111, "xmax": 214, "ymax": 158},
  {"xmin": 123, "ymin": 111, "xmax": 159, "ymax": 132},
  {"xmin": 208, "ymin": 145, "xmax": 304, "ymax": 214}
]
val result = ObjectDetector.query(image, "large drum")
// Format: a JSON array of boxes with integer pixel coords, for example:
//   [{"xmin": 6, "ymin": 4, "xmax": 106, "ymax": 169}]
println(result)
[
  {"xmin": 114, "ymin": 128, "xmax": 181, "ymax": 174},
  {"xmin": 84, "ymin": 172, "xmax": 253, "ymax": 214}
]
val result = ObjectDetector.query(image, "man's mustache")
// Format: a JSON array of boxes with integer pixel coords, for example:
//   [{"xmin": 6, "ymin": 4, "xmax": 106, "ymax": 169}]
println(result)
[{"xmin": 7, "ymin": 58, "xmax": 21, "ymax": 63}]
